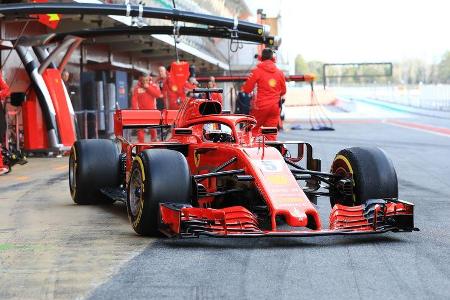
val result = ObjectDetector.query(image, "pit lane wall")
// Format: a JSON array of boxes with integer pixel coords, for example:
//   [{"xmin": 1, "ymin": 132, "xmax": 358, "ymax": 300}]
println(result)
[{"xmin": 284, "ymin": 86, "xmax": 339, "ymax": 107}]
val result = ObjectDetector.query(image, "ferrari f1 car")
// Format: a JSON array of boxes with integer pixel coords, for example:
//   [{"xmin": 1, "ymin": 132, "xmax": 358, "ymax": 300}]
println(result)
[{"xmin": 69, "ymin": 89, "xmax": 417, "ymax": 238}]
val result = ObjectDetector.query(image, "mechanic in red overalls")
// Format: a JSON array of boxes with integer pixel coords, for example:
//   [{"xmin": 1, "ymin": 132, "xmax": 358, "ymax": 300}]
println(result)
[
  {"xmin": 0, "ymin": 72, "xmax": 10, "ymax": 174},
  {"xmin": 131, "ymin": 72, "xmax": 162, "ymax": 143},
  {"xmin": 208, "ymin": 80, "xmax": 222, "ymax": 105},
  {"xmin": 185, "ymin": 76, "xmax": 199, "ymax": 99},
  {"xmin": 158, "ymin": 66, "xmax": 180, "ymax": 110},
  {"xmin": 242, "ymin": 48, "xmax": 286, "ymax": 140}
]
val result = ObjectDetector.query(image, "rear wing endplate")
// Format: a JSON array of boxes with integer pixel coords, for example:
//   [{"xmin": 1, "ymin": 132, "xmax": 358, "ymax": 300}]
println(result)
[{"xmin": 114, "ymin": 109, "xmax": 178, "ymax": 136}]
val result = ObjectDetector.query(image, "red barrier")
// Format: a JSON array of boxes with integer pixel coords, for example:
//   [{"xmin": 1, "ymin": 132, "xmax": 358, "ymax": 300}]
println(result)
[
  {"xmin": 22, "ymin": 90, "xmax": 49, "ymax": 151},
  {"xmin": 42, "ymin": 69, "xmax": 76, "ymax": 147}
]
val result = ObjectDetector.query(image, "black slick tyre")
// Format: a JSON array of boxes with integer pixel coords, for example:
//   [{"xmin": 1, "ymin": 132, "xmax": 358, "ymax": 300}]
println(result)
[
  {"xmin": 69, "ymin": 139, "xmax": 120, "ymax": 204},
  {"xmin": 127, "ymin": 149, "xmax": 191, "ymax": 236},
  {"xmin": 330, "ymin": 147, "xmax": 398, "ymax": 207}
]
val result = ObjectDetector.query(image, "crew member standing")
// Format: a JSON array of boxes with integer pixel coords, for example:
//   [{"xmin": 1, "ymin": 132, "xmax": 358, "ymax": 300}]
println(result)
[
  {"xmin": 158, "ymin": 65, "xmax": 180, "ymax": 110},
  {"xmin": 185, "ymin": 76, "xmax": 199, "ymax": 98},
  {"xmin": 242, "ymin": 48, "xmax": 286, "ymax": 139},
  {"xmin": 0, "ymin": 72, "xmax": 10, "ymax": 175},
  {"xmin": 131, "ymin": 72, "xmax": 162, "ymax": 143},
  {"xmin": 208, "ymin": 80, "xmax": 223, "ymax": 105},
  {"xmin": 209, "ymin": 76, "xmax": 216, "ymax": 87},
  {"xmin": 62, "ymin": 70, "xmax": 80, "ymax": 108},
  {"xmin": 185, "ymin": 76, "xmax": 198, "ymax": 90}
]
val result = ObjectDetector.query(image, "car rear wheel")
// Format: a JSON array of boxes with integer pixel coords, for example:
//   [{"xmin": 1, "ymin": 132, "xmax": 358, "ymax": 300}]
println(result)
[
  {"xmin": 330, "ymin": 147, "xmax": 398, "ymax": 207},
  {"xmin": 126, "ymin": 149, "xmax": 191, "ymax": 236},
  {"xmin": 69, "ymin": 139, "xmax": 120, "ymax": 204}
]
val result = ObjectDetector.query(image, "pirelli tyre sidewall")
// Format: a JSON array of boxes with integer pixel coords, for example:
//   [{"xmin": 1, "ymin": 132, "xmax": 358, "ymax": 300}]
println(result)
[
  {"xmin": 127, "ymin": 149, "xmax": 191, "ymax": 236},
  {"xmin": 330, "ymin": 146, "xmax": 398, "ymax": 207},
  {"xmin": 69, "ymin": 139, "xmax": 120, "ymax": 204}
]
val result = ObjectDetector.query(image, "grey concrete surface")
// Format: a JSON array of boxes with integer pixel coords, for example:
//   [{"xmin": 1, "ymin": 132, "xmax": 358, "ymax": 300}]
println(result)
[
  {"xmin": 1, "ymin": 116, "xmax": 449, "ymax": 300},
  {"xmin": 0, "ymin": 158, "xmax": 149, "ymax": 299}
]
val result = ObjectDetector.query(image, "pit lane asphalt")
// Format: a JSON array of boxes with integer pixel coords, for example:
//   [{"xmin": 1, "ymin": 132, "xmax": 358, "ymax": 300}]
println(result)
[{"xmin": 1, "ymin": 115, "xmax": 450, "ymax": 299}]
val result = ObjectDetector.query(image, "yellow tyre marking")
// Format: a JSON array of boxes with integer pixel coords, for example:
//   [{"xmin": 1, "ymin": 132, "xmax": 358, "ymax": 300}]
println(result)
[
  {"xmin": 333, "ymin": 154, "xmax": 356, "ymax": 204},
  {"xmin": 132, "ymin": 156, "xmax": 146, "ymax": 228},
  {"xmin": 70, "ymin": 145, "xmax": 77, "ymax": 199},
  {"xmin": 135, "ymin": 156, "xmax": 145, "ymax": 181},
  {"xmin": 334, "ymin": 155, "xmax": 354, "ymax": 174}
]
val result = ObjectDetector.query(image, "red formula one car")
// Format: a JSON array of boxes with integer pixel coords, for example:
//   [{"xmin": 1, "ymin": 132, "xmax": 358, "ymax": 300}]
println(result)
[{"xmin": 69, "ymin": 88, "xmax": 417, "ymax": 238}]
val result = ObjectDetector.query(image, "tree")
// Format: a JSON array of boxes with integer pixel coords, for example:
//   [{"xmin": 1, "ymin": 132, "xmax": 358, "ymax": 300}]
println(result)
[
  {"xmin": 294, "ymin": 54, "xmax": 309, "ymax": 74},
  {"xmin": 294, "ymin": 55, "xmax": 324, "ymax": 84},
  {"xmin": 428, "ymin": 64, "xmax": 439, "ymax": 84},
  {"xmin": 307, "ymin": 60, "xmax": 323, "ymax": 84},
  {"xmin": 438, "ymin": 51, "xmax": 450, "ymax": 83}
]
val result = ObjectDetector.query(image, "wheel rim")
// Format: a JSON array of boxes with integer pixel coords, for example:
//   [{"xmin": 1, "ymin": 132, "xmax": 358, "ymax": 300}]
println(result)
[
  {"xmin": 331, "ymin": 155, "xmax": 356, "ymax": 205},
  {"xmin": 129, "ymin": 167, "xmax": 143, "ymax": 218},
  {"xmin": 332, "ymin": 159, "xmax": 351, "ymax": 178},
  {"xmin": 69, "ymin": 150, "xmax": 77, "ymax": 197}
]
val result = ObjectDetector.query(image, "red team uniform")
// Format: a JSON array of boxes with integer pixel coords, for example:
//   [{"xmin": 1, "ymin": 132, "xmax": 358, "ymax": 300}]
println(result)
[
  {"xmin": 0, "ymin": 73, "xmax": 10, "ymax": 174},
  {"xmin": 242, "ymin": 50, "xmax": 286, "ymax": 139},
  {"xmin": 161, "ymin": 75, "xmax": 181, "ymax": 110},
  {"xmin": 210, "ymin": 92, "xmax": 223, "ymax": 104},
  {"xmin": 131, "ymin": 79, "xmax": 162, "ymax": 142}
]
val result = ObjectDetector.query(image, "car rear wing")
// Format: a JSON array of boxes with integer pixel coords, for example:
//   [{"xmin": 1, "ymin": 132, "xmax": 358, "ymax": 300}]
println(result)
[{"xmin": 114, "ymin": 109, "xmax": 178, "ymax": 136}]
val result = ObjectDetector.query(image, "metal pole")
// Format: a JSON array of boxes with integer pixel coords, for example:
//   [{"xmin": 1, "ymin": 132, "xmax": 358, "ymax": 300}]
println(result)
[
  {"xmin": 0, "ymin": 3, "xmax": 268, "ymax": 36},
  {"xmin": 84, "ymin": 110, "xmax": 87, "ymax": 139}
]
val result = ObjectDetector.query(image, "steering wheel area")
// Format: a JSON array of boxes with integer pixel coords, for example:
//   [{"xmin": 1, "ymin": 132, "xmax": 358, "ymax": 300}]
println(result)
[{"xmin": 203, "ymin": 130, "xmax": 235, "ymax": 143}]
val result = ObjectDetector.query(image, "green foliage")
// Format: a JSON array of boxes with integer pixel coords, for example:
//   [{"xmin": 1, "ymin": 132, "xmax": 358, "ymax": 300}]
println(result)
[
  {"xmin": 306, "ymin": 60, "xmax": 323, "ymax": 83},
  {"xmin": 293, "ymin": 51, "xmax": 450, "ymax": 85},
  {"xmin": 294, "ymin": 55, "xmax": 308, "ymax": 74},
  {"xmin": 438, "ymin": 51, "xmax": 450, "ymax": 83},
  {"xmin": 294, "ymin": 55, "xmax": 323, "ymax": 84}
]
